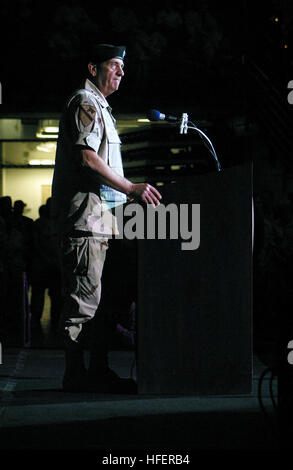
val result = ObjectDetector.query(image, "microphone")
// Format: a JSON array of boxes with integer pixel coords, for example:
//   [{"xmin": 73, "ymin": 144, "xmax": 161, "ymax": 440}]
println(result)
[{"xmin": 147, "ymin": 109, "xmax": 178, "ymax": 122}]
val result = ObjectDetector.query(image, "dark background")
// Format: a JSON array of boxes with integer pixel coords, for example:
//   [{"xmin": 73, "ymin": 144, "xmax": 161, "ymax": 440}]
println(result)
[
  {"xmin": 1, "ymin": 0, "xmax": 293, "ymax": 173},
  {"xmin": 0, "ymin": 0, "xmax": 291, "ymax": 113}
]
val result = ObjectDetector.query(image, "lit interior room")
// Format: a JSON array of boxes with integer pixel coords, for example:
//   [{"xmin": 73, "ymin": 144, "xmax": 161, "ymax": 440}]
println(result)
[
  {"xmin": 0, "ymin": 120, "xmax": 58, "ymax": 219},
  {"xmin": 0, "ymin": 116, "xmax": 148, "ymax": 220}
]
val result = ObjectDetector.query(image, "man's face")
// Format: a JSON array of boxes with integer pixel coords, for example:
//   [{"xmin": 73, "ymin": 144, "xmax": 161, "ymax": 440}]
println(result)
[{"xmin": 95, "ymin": 58, "xmax": 124, "ymax": 97}]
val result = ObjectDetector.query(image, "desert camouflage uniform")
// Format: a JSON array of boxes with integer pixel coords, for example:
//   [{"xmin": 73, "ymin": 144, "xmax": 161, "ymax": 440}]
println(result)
[{"xmin": 52, "ymin": 78, "xmax": 126, "ymax": 344}]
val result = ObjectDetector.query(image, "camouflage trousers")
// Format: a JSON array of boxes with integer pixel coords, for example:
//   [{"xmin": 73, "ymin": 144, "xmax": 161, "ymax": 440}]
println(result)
[{"xmin": 60, "ymin": 235, "xmax": 108, "ymax": 346}]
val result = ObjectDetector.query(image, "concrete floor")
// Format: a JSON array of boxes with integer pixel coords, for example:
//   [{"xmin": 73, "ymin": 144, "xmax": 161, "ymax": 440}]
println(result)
[{"xmin": 0, "ymin": 291, "xmax": 280, "ymax": 457}]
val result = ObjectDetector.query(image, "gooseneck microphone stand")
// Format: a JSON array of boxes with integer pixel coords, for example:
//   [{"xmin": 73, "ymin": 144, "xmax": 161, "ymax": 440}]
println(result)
[{"xmin": 179, "ymin": 113, "xmax": 222, "ymax": 172}]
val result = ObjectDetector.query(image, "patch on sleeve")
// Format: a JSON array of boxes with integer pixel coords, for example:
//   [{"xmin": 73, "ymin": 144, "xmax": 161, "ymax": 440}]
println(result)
[{"xmin": 78, "ymin": 104, "xmax": 96, "ymax": 127}]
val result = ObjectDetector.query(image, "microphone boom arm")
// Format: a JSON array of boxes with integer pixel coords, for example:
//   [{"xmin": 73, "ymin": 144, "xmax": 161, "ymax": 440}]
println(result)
[{"xmin": 187, "ymin": 121, "xmax": 222, "ymax": 172}]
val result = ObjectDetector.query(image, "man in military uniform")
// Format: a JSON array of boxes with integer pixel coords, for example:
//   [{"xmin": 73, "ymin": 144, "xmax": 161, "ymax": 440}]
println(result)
[{"xmin": 51, "ymin": 44, "xmax": 161, "ymax": 392}]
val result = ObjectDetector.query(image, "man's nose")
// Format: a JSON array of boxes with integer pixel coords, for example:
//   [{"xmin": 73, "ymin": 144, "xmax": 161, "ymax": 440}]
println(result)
[{"xmin": 117, "ymin": 65, "xmax": 124, "ymax": 76}]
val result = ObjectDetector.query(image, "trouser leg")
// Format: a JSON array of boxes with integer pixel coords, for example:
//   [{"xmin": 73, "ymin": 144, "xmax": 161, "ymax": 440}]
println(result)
[
  {"xmin": 60, "ymin": 236, "xmax": 108, "ymax": 390},
  {"xmin": 60, "ymin": 236, "xmax": 108, "ymax": 343}
]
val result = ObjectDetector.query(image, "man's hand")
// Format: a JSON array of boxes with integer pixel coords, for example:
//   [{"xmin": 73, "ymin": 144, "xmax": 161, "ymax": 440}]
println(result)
[{"xmin": 128, "ymin": 183, "xmax": 162, "ymax": 207}]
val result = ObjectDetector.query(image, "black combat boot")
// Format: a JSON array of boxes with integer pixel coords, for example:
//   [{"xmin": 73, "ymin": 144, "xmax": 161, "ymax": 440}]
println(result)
[
  {"xmin": 87, "ymin": 322, "xmax": 137, "ymax": 394},
  {"xmin": 87, "ymin": 353, "xmax": 137, "ymax": 394},
  {"xmin": 87, "ymin": 307, "xmax": 137, "ymax": 394}
]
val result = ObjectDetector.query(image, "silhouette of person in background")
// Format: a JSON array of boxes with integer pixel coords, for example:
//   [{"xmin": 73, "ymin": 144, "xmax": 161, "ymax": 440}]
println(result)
[
  {"xmin": 30, "ymin": 199, "xmax": 62, "ymax": 333},
  {"xmin": 12, "ymin": 200, "xmax": 34, "ymax": 280},
  {"xmin": 0, "ymin": 198, "xmax": 33, "ymax": 340},
  {"xmin": 0, "ymin": 196, "xmax": 13, "ymax": 232}
]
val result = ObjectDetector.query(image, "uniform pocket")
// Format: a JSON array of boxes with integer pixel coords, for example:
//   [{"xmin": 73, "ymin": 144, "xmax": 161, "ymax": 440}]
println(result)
[{"xmin": 63, "ymin": 237, "xmax": 89, "ymax": 276}]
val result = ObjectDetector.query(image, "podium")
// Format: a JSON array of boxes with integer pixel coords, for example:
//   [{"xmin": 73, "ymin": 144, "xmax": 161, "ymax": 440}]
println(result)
[{"xmin": 137, "ymin": 162, "xmax": 253, "ymax": 395}]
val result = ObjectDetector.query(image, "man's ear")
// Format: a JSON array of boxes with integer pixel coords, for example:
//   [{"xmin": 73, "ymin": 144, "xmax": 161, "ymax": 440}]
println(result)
[{"xmin": 88, "ymin": 63, "xmax": 97, "ymax": 77}]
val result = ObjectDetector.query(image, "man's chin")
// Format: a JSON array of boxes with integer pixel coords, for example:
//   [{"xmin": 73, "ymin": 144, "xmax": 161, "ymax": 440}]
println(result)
[{"xmin": 110, "ymin": 85, "xmax": 120, "ymax": 94}]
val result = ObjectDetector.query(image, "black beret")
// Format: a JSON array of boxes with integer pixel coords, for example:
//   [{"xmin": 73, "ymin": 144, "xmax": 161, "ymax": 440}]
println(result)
[{"xmin": 89, "ymin": 44, "xmax": 126, "ymax": 64}]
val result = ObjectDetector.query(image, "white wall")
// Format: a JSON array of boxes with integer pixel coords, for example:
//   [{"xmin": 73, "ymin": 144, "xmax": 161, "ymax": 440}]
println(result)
[{"xmin": 2, "ymin": 168, "xmax": 54, "ymax": 220}]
